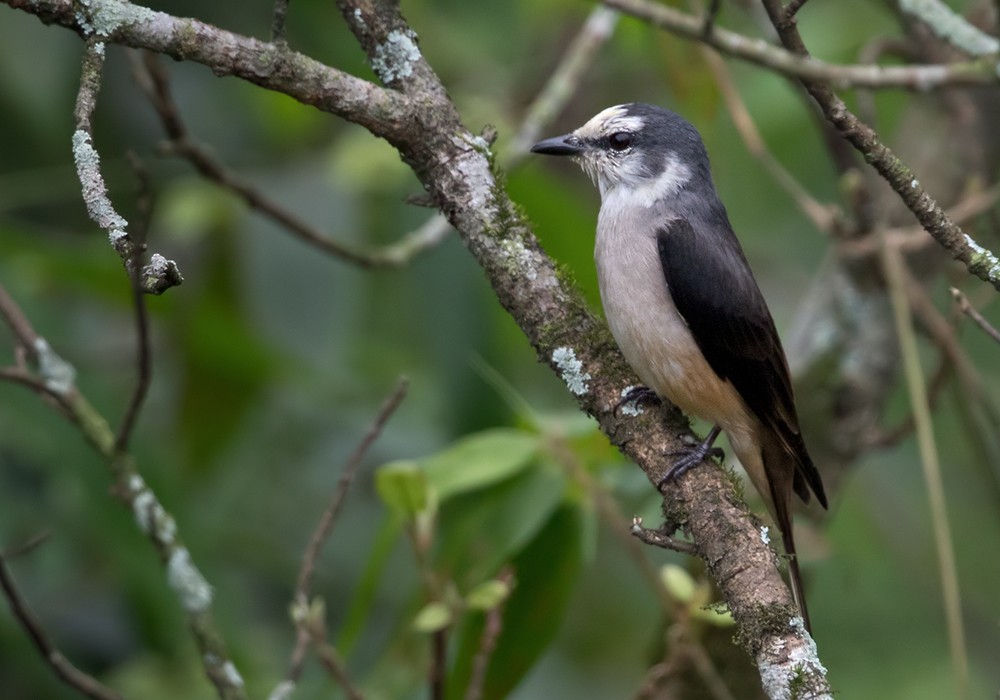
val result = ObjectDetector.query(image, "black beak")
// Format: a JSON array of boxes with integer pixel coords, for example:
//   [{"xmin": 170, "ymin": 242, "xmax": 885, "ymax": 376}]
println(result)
[{"xmin": 530, "ymin": 134, "xmax": 584, "ymax": 156}]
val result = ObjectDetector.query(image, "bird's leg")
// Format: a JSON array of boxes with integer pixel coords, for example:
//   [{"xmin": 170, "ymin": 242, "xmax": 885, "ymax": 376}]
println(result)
[
  {"xmin": 614, "ymin": 385, "xmax": 660, "ymax": 414},
  {"xmin": 660, "ymin": 425, "xmax": 724, "ymax": 485}
]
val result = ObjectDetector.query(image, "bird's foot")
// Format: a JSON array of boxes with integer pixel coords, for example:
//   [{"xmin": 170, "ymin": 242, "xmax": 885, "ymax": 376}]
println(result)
[
  {"xmin": 659, "ymin": 426, "xmax": 723, "ymax": 486},
  {"xmin": 614, "ymin": 385, "xmax": 659, "ymax": 414}
]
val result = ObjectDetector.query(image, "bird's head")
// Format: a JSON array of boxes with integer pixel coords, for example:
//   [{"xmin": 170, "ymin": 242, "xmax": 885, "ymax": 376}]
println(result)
[{"xmin": 531, "ymin": 103, "xmax": 710, "ymax": 204}]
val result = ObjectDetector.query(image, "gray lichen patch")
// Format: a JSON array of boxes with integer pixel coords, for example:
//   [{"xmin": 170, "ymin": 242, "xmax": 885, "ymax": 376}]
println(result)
[
  {"xmin": 167, "ymin": 547, "xmax": 214, "ymax": 614},
  {"xmin": 72, "ymin": 130, "xmax": 129, "ymax": 236},
  {"xmin": 75, "ymin": 0, "xmax": 160, "ymax": 38},
  {"xmin": 552, "ymin": 346, "xmax": 591, "ymax": 396},
  {"xmin": 372, "ymin": 29, "xmax": 421, "ymax": 83},
  {"xmin": 34, "ymin": 337, "xmax": 77, "ymax": 395}
]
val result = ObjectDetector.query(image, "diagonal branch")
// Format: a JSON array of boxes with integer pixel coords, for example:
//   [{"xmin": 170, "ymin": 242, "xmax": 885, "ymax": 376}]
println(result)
[
  {"xmin": 951, "ymin": 287, "xmax": 1000, "ymax": 345},
  {"xmin": 756, "ymin": 0, "xmax": 1000, "ymax": 291},
  {"xmin": 604, "ymin": 0, "xmax": 1000, "ymax": 90},
  {"xmin": 294, "ymin": 378, "xmax": 409, "ymax": 602},
  {"xmin": 5, "ymin": 0, "xmax": 411, "ymax": 143},
  {"xmin": 0, "ymin": 282, "xmax": 247, "ymax": 700},
  {"xmin": 898, "ymin": 0, "xmax": 999, "ymax": 57},
  {"xmin": 2, "ymin": 0, "xmax": 832, "ymax": 694},
  {"xmin": 1, "ymin": 546, "xmax": 124, "ymax": 700},
  {"xmin": 114, "ymin": 153, "xmax": 154, "ymax": 452},
  {"xmin": 72, "ymin": 38, "xmax": 182, "ymax": 294},
  {"xmin": 131, "ymin": 51, "xmax": 408, "ymax": 268}
]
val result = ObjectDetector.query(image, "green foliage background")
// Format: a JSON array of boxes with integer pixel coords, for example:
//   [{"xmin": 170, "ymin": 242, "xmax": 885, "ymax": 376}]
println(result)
[{"xmin": 1, "ymin": 0, "xmax": 998, "ymax": 698}]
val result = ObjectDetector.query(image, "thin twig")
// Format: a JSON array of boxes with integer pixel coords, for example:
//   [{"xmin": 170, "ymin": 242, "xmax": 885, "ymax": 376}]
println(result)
[
  {"xmin": 868, "ymin": 274, "xmax": 1000, "ymax": 451},
  {"xmin": 285, "ymin": 378, "xmax": 409, "ymax": 688},
  {"xmin": 303, "ymin": 612, "xmax": 363, "ymax": 700},
  {"xmin": 686, "ymin": 640, "xmax": 739, "ymax": 700},
  {"xmin": 132, "ymin": 52, "xmax": 406, "ymax": 268},
  {"xmin": 784, "ymin": 0, "xmax": 811, "ymax": 21},
  {"xmin": 604, "ymin": 0, "xmax": 1000, "ymax": 90},
  {"xmin": 507, "ymin": 5, "xmax": 619, "ymax": 160},
  {"xmin": 430, "ymin": 628, "xmax": 447, "ymax": 700},
  {"xmin": 464, "ymin": 568, "xmax": 513, "ymax": 700},
  {"xmin": 0, "ymin": 549, "xmax": 124, "ymax": 700},
  {"xmin": 393, "ymin": 5, "xmax": 620, "ymax": 271},
  {"xmin": 899, "ymin": 0, "xmax": 999, "ymax": 57},
  {"xmin": 1, "ymin": 531, "xmax": 51, "ymax": 559},
  {"xmin": 630, "ymin": 517, "xmax": 698, "ymax": 555},
  {"xmin": 760, "ymin": 0, "xmax": 1000, "ymax": 281},
  {"xmin": 699, "ymin": 45, "xmax": 836, "ymax": 233},
  {"xmin": 880, "ymin": 235, "xmax": 969, "ymax": 700},
  {"xmin": 271, "ymin": 0, "xmax": 291, "ymax": 45},
  {"xmin": 73, "ymin": 41, "xmax": 181, "ymax": 294},
  {"xmin": 840, "ymin": 179, "xmax": 1000, "ymax": 257},
  {"xmin": 951, "ymin": 287, "xmax": 1000, "ymax": 345},
  {"xmin": 0, "ymin": 282, "xmax": 41, "ymax": 351},
  {"xmin": 701, "ymin": 0, "xmax": 721, "ymax": 38},
  {"xmin": 0, "ymin": 284, "xmax": 76, "ymax": 413},
  {"xmin": 114, "ymin": 154, "xmax": 155, "ymax": 452},
  {"xmin": 294, "ymin": 377, "xmax": 409, "ymax": 601},
  {"xmin": 0, "ymin": 283, "xmax": 247, "ymax": 700}
]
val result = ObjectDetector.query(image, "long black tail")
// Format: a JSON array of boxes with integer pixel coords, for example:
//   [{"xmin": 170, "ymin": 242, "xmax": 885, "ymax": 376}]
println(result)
[{"xmin": 782, "ymin": 518, "xmax": 812, "ymax": 633}]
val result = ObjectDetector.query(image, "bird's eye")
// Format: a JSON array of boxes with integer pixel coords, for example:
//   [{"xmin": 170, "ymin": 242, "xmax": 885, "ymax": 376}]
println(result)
[{"xmin": 607, "ymin": 132, "xmax": 633, "ymax": 151}]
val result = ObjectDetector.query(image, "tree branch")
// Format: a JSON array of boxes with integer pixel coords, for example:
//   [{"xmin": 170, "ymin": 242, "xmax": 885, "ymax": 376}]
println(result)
[
  {"xmin": 1, "ymin": 0, "xmax": 831, "ymax": 693},
  {"xmin": 757, "ymin": 0, "xmax": 1000, "ymax": 291},
  {"xmin": 604, "ymin": 0, "xmax": 1000, "ymax": 90},
  {"xmin": 283, "ymin": 378, "xmax": 409, "ymax": 695},
  {"xmin": 5, "ymin": 0, "xmax": 410, "ymax": 142},
  {"xmin": 0, "ymin": 283, "xmax": 247, "ymax": 700},
  {"xmin": 951, "ymin": 287, "xmax": 1000, "ymax": 345},
  {"xmin": 0, "ymin": 547, "xmax": 124, "ymax": 700},
  {"xmin": 114, "ymin": 153, "xmax": 154, "ymax": 452},
  {"xmin": 72, "ymin": 37, "xmax": 182, "ymax": 294},
  {"xmin": 898, "ymin": 0, "xmax": 1000, "ymax": 57},
  {"xmin": 131, "ymin": 51, "xmax": 412, "ymax": 268}
]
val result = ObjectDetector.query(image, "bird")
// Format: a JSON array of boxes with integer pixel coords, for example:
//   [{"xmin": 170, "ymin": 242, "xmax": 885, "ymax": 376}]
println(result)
[{"xmin": 531, "ymin": 103, "xmax": 827, "ymax": 631}]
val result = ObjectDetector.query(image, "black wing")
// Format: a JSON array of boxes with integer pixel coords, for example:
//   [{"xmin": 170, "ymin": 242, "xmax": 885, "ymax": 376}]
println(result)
[{"xmin": 657, "ymin": 218, "xmax": 827, "ymax": 507}]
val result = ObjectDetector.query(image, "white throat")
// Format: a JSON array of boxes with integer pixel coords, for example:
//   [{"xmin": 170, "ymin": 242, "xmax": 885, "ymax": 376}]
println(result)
[{"xmin": 597, "ymin": 152, "xmax": 691, "ymax": 207}]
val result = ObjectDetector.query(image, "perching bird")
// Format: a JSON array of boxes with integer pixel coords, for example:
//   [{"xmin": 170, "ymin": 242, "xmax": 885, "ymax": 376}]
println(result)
[{"xmin": 531, "ymin": 103, "xmax": 827, "ymax": 631}]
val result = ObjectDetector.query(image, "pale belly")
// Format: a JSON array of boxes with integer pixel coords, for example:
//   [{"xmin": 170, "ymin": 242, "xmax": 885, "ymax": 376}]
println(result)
[{"xmin": 594, "ymin": 226, "xmax": 749, "ymax": 432}]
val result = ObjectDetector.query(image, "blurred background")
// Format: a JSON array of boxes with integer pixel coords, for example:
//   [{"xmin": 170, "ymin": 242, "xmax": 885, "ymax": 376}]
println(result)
[{"xmin": 1, "ymin": 0, "xmax": 998, "ymax": 698}]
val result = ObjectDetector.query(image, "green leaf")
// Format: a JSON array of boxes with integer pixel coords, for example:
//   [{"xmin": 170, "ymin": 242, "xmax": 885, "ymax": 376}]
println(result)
[
  {"xmin": 422, "ymin": 428, "xmax": 539, "ymax": 500},
  {"xmin": 336, "ymin": 515, "xmax": 402, "ymax": 654},
  {"xmin": 660, "ymin": 564, "xmax": 697, "ymax": 604},
  {"xmin": 375, "ymin": 461, "xmax": 430, "ymax": 518},
  {"xmin": 465, "ymin": 578, "xmax": 512, "ymax": 611},
  {"xmin": 448, "ymin": 504, "xmax": 585, "ymax": 699},
  {"xmin": 692, "ymin": 604, "xmax": 736, "ymax": 628},
  {"xmin": 413, "ymin": 601, "xmax": 453, "ymax": 633},
  {"xmin": 434, "ymin": 465, "xmax": 566, "ymax": 588}
]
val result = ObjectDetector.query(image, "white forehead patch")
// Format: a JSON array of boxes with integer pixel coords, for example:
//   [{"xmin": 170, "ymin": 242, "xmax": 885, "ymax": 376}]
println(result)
[{"xmin": 574, "ymin": 104, "xmax": 645, "ymax": 140}]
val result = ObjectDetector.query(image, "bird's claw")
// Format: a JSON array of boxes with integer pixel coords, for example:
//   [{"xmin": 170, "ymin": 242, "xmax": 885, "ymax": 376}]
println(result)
[
  {"xmin": 614, "ymin": 385, "xmax": 659, "ymax": 414},
  {"xmin": 658, "ymin": 427, "xmax": 724, "ymax": 487}
]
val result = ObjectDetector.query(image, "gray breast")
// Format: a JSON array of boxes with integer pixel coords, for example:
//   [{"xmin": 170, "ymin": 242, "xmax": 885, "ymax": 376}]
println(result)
[{"xmin": 593, "ymin": 194, "xmax": 747, "ymax": 428}]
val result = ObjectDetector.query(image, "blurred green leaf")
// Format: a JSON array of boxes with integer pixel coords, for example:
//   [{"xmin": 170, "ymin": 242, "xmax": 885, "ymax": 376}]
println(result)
[
  {"xmin": 337, "ymin": 515, "xmax": 403, "ymax": 655},
  {"xmin": 465, "ymin": 578, "xmax": 512, "ymax": 611},
  {"xmin": 155, "ymin": 179, "xmax": 238, "ymax": 244},
  {"xmin": 448, "ymin": 504, "xmax": 585, "ymax": 700},
  {"xmin": 176, "ymin": 293, "xmax": 280, "ymax": 469},
  {"xmin": 327, "ymin": 126, "xmax": 414, "ymax": 193},
  {"xmin": 422, "ymin": 428, "xmax": 540, "ymax": 500},
  {"xmin": 375, "ymin": 460, "xmax": 430, "ymax": 519},
  {"xmin": 660, "ymin": 564, "xmax": 697, "ymax": 604},
  {"xmin": 435, "ymin": 463, "xmax": 566, "ymax": 587},
  {"xmin": 414, "ymin": 601, "xmax": 453, "ymax": 633},
  {"xmin": 692, "ymin": 604, "xmax": 736, "ymax": 628}
]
